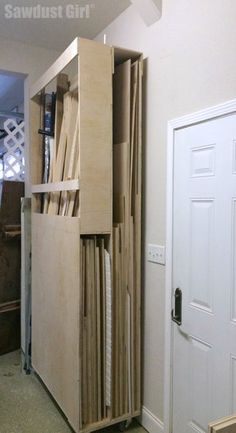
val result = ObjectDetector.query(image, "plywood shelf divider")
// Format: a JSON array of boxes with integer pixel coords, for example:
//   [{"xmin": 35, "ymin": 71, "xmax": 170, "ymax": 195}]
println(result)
[{"xmin": 31, "ymin": 179, "xmax": 80, "ymax": 194}]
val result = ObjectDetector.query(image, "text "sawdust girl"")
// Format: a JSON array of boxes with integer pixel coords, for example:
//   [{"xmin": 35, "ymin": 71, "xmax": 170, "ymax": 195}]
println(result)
[{"xmin": 4, "ymin": 4, "xmax": 95, "ymax": 19}]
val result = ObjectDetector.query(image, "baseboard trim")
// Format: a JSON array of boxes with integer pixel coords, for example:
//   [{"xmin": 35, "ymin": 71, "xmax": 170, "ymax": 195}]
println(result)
[{"xmin": 139, "ymin": 406, "xmax": 164, "ymax": 433}]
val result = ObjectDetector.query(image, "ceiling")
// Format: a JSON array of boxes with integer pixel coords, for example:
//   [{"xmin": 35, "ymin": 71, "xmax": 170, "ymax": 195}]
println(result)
[{"xmin": 0, "ymin": 0, "xmax": 131, "ymax": 51}]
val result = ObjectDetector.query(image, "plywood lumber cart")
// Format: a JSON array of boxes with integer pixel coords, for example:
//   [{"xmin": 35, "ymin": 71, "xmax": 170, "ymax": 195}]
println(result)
[{"xmin": 30, "ymin": 38, "xmax": 143, "ymax": 433}]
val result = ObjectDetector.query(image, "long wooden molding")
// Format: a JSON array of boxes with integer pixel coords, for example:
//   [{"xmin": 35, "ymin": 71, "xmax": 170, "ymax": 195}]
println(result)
[{"xmin": 31, "ymin": 179, "xmax": 80, "ymax": 194}]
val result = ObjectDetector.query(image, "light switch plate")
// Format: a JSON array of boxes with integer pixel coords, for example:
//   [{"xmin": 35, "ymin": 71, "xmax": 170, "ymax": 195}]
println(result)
[{"xmin": 148, "ymin": 244, "xmax": 166, "ymax": 265}]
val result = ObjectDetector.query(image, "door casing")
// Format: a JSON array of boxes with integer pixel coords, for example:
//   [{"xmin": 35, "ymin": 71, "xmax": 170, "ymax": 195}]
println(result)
[{"xmin": 164, "ymin": 98, "xmax": 236, "ymax": 433}]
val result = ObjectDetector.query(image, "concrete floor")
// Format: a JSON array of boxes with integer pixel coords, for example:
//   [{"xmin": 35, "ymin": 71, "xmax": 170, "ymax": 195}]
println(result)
[{"xmin": 0, "ymin": 351, "xmax": 146, "ymax": 433}]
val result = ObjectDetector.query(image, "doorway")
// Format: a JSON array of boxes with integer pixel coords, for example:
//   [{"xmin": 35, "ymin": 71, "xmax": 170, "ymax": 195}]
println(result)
[
  {"xmin": 164, "ymin": 100, "xmax": 236, "ymax": 433},
  {"xmin": 0, "ymin": 70, "xmax": 25, "ymax": 356}
]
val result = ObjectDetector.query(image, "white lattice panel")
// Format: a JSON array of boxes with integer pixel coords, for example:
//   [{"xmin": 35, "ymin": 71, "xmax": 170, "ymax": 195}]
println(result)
[{"xmin": 3, "ymin": 118, "xmax": 25, "ymax": 181}]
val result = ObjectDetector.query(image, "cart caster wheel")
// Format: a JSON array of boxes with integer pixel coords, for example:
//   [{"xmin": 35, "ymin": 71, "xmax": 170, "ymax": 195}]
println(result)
[{"xmin": 119, "ymin": 419, "xmax": 132, "ymax": 431}]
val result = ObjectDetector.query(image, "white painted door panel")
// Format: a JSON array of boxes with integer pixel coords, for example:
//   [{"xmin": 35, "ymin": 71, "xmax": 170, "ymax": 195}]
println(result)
[{"xmin": 173, "ymin": 115, "xmax": 236, "ymax": 433}]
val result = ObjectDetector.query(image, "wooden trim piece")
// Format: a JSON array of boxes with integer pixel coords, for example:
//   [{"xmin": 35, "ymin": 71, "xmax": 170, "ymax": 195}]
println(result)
[
  {"xmin": 31, "ymin": 179, "xmax": 80, "ymax": 194},
  {"xmin": 30, "ymin": 37, "xmax": 79, "ymax": 98},
  {"xmin": 209, "ymin": 415, "xmax": 236, "ymax": 433}
]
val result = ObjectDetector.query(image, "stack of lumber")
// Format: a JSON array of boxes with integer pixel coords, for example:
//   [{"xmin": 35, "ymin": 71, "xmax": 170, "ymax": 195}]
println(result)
[
  {"xmin": 80, "ymin": 236, "xmax": 112, "ymax": 428},
  {"xmin": 112, "ymin": 57, "xmax": 142, "ymax": 417},
  {"xmin": 40, "ymin": 74, "xmax": 80, "ymax": 216}
]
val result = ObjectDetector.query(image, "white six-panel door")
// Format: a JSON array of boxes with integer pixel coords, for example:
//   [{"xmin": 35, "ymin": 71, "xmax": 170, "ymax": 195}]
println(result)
[{"xmin": 173, "ymin": 114, "xmax": 236, "ymax": 433}]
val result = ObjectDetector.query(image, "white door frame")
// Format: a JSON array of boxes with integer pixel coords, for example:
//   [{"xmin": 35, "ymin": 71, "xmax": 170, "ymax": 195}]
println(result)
[{"xmin": 164, "ymin": 98, "xmax": 236, "ymax": 433}]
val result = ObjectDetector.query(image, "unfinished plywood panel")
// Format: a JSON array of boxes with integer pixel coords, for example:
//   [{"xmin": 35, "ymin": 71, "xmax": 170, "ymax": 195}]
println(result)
[
  {"xmin": 31, "ymin": 213, "xmax": 80, "ymax": 431},
  {"xmin": 113, "ymin": 60, "xmax": 131, "ymax": 146},
  {"xmin": 79, "ymin": 38, "xmax": 113, "ymax": 234}
]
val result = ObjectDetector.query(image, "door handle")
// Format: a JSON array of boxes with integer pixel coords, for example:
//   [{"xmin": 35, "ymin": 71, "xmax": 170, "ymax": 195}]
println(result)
[{"xmin": 171, "ymin": 288, "xmax": 182, "ymax": 326}]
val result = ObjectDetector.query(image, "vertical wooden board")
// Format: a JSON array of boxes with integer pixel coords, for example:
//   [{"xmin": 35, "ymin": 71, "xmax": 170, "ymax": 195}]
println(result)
[
  {"xmin": 96, "ymin": 244, "xmax": 102, "ymax": 421},
  {"xmin": 99, "ymin": 238, "xmax": 107, "ymax": 419},
  {"xmin": 113, "ymin": 142, "xmax": 129, "ymax": 224},
  {"xmin": 113, "ymin": 60, "xmax": 131, "ymax": 145},
  {"xmin": 91, "ymin": 237, "xmax": 97, "ymax": 423},
  {"xmin": 79, "ymin": 39, "xmax": 113, "ymax": 234},
  {"xmin": 112, "ymin": 227, "xmax": 117, "ymax": 417},
  {"xmin": 129, "ymin": 217, "xmax": 135, "ymax": 413},
  {"xmin": 31, "ymin": 214, "xmax": 80, "ymax": 432},
  {"xmin": 82, "ymin": 242, "xmax": 88, "ymax": 427},
  {"xmin": 113, "ymin": 226, "xmax": 120, "ymax": 418},
  {"xmin": 118, "ymin": 224, "xmax": 124, "ymax": 416},
  {"xmin": 30, "ymin": 95, "xmax": 42, "ymax": 188},
  {"xmin": 48, "ymin": 92, "xmax": 70, "ymax": 215},
  {"xmin": 130, "ymin": 62, "xmax": 138, "ymax": 202},
  {"xmin": 134, "ymin": 59, "xmax": 143, "ymax": 412},
  {"xmin": 54, "ymin": 73, "xmax": 69, "ymax": 164},
  {"xmin": 105, "ymin": 248, "xmax": 112, "ymax": 410},
  {"xmin": 64, "ymin": 91, "xmax": 78, "ymax": 177},
  {"xmin": 85, "ymin": 239, "xmax": 92, "ymax": 424},
  {"xmin": 79, "ymin": 239, "xmax": 84, "ymax": 428},
  {"xmin": 47, "ymin": 73, "xmax": 69, "ymax": 190}
]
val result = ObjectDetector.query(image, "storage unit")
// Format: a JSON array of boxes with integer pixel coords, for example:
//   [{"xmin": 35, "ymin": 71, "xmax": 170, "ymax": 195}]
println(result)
[{"xmin": 30, "ymin": 38, "xmax": 143, "ymax": 433}]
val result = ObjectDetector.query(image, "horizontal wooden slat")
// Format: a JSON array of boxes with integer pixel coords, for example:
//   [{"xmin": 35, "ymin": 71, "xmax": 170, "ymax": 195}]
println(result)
[
  {"xmin": 31, "ymin": 179, "xmax": 80, "ymax": 194},
  {"xmin": 30, "ymin": 37, "xmax": 79, "ymax": 98}
]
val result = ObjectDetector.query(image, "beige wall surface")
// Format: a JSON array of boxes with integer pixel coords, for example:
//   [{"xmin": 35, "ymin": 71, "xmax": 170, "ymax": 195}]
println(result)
[
  {"xmin": 96, "ymin": 0, "xmax": 236, "ymax": 425},
  {"xmin": 0, "ymin": 37, "xmax": 59, "ymax": 84},
  {"xmin": 0, "ymin": 37, "xmax": 59, "ymax": 196},
  {"xmin": 0, "ymin": 37, "xmax": 59, "ymax": 354}
]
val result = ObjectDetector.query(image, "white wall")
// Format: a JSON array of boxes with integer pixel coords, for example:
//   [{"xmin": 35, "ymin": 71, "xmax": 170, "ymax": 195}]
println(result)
[
  {"xmin": 96, "ymin": 0, "xmax": 236, "ymax": 430},
  {"xmin": 0, "ymin": 37, "xmax": 59, "ymax": 85},
  {"xmin": 0, "ymin": 36, "xmax": 59, "ymax": 357},
  {"xmin": 0, "ymin": 37, "xmax": 59, "ymax": 196}
]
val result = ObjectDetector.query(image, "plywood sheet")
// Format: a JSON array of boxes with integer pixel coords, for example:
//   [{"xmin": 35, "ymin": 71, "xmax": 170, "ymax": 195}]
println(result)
[
  {"xmin": 79, "ymin": 38, "xmax": 113, "ymax": 234},
  {"xmin": 113, "ymin": 60, "xmax": 131, "ymax": 145},
  {"xmin": 32, "ymin": 213, "xmax": 80, "ymax": 431}
]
